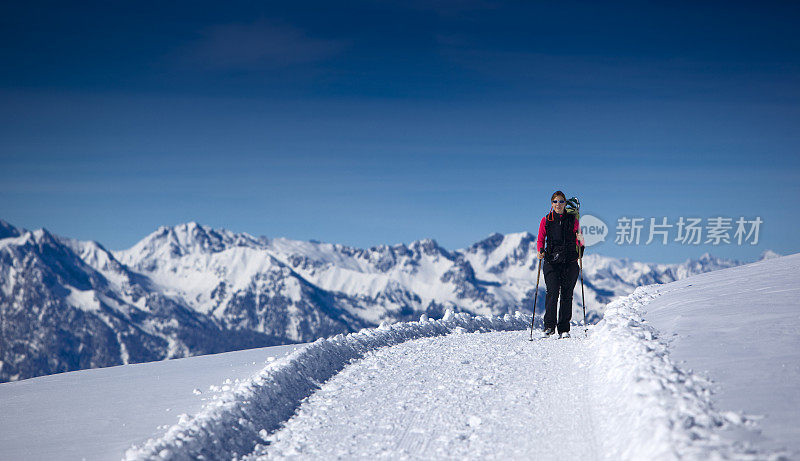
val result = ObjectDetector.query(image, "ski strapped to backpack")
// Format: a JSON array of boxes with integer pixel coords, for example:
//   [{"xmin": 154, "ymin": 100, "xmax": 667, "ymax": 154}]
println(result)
[
  {"xmin": 565, "ymin": 197, "xmax": 580, "ymax": 218},
  {"xmin": 566, "ymin": 196, "xmax": 588, "ymax": 336}
]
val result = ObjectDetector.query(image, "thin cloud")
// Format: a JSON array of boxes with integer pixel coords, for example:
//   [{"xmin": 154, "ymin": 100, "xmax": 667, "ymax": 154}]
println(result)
[{"xmin": 173, "ymin": 20, "xmax": 348, "ymax": 71}]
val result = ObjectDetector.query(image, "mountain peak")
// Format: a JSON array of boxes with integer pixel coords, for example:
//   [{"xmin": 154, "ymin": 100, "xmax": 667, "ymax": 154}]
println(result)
[
  {"xmin": 758, "ymin": 250, "xmax": 781, "ymax": 261},
  {"xmin": 409, "ymin": 238, "xmax": 451, "ymax": 259},
  {"xmin": 116, "ymin": 222, "xmax": 263, "ymax": 267},
  {"xmin": 465, "ymin": 231, "xmax": 535, "ymax": 254},
  {"xmin": 31, "ymin": 227, "xmax": 60, "ymax": 246},
  {"xmin": 467, "ymin": 233, "xmax": 505, "ymax": 253},
  {"xmin": 698, "ymin": 252, "xmax": 715, "ymax": 261},
  {"xmin": 0, "ymin": 219, "xmax": 24, "ymax": 240}
]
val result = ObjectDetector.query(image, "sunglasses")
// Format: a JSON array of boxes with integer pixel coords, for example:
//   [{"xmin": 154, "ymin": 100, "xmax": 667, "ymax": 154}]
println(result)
[{"xmin": 552, "ymin": 199, "xmax": 566, "ymax": 204}]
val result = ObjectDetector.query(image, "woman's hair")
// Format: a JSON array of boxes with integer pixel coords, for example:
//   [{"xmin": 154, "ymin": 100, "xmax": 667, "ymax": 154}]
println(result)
[{"xmin": 551, "ymin": 190, "xmax": 566, "ymax": 201}]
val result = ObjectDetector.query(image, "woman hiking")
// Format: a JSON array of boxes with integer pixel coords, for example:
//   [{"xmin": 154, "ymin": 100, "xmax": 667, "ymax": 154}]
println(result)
[{"xmin": 536, "ymin": 191, "xmax": 585, "ymax": 338}]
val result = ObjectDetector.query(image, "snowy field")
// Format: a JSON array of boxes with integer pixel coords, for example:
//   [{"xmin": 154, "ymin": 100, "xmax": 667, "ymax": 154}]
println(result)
[
  {"xmin": 645, "ymin": 253, "xmax": 800, "ymax": 456},
  {"xmin": 0, "ymin": 254, "xmax": 797, "ymax": 460},
  {"xmin": 0, "ymin": 344, "xmax": 303, "ymax": 460}
]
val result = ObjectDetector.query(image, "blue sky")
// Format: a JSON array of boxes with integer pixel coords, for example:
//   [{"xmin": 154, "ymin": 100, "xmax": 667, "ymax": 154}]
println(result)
[{"xmin": 1, "ymin": 1, "xmax": 798, "ymax": 262}]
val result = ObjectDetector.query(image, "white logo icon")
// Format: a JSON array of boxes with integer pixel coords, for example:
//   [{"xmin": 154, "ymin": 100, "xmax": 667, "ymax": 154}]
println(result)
[{"xmin": 580, "ymin": 215, "xmax": 608, "ymax": 247}]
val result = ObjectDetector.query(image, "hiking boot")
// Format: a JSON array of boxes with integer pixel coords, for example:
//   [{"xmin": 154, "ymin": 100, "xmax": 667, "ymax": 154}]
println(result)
[
  {"xmin": 559, "ymin": 332, "xmax": 571, "ymax": 339},
  {"xmin": 543, "ymin": 327, "xmax": 555, "ymax": 336}
]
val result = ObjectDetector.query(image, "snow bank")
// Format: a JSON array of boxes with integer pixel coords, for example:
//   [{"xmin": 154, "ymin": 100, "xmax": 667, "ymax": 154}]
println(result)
[
  {"xmin": 124, "ymin": 311, "xmax": 529, "ymax": 460},
  {"xmin": 645, "ymin": 253, "xmax": 800, "ymax": 456},
  {"xmin": 589, "ymin": 286, "xmax": 784, "ymax": 460}
]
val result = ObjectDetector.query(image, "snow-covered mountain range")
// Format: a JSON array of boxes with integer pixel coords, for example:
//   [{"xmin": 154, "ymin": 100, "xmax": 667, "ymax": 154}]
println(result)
[{"xmin": 0, "ymin": 219, "xmax": 761, "ymax": 383}]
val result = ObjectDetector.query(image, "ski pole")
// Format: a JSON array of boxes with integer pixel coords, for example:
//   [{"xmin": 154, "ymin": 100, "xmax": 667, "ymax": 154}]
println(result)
[
  {"xmin": 579, "ymin": 252, "xmax": 587, "ymax": 337},
  {"xmin": 529, "ymin": 256, "xmax": 542, "ymax": 341}
]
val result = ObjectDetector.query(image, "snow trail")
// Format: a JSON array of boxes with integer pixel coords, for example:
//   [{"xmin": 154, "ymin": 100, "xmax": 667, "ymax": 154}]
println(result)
[
  {"xmin": 124, "ymin": 312, "xmax": 530, "ymax": 460},
  {"xmin": 245, "ymin": 288, "xmax": 775, "ymax": 460},
  {"xmin": 249, "ymin": 331, "xmax": 601, "ymax": 460},
  {"xmin": 127, "ymin": 286, "xmax": 782, "ymax": 460}
]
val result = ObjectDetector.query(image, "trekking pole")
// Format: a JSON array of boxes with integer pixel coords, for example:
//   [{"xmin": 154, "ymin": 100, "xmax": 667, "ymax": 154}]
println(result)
[
  {"xmin": 579, "ymin": 252, "xmax": 587, "ymax": 337},
  {"xmin": 529, "ymin": 256, "xmax": 542, "ymax": 341}
]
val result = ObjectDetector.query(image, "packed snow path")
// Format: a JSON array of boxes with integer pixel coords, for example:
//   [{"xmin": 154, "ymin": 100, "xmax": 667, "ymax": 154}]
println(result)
[
  {"xmin": 250, "ymin": 331, "xmax": 601, "ymax": 460},
  {"xmin": 127, "ymin": 286, "xmax": 781, "ymax": 460}
]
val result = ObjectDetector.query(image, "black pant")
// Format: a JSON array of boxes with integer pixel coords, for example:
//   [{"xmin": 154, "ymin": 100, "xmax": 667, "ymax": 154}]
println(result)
[{"xmin": 543, "ymin": 260, "xmax": 580, "ymax": 333}]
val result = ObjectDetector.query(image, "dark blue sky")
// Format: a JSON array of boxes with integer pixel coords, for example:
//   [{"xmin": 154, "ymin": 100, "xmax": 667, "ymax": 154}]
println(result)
[{"xmin": 1, "ymin": 1, "xmax": 798, "ymax": 262}]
